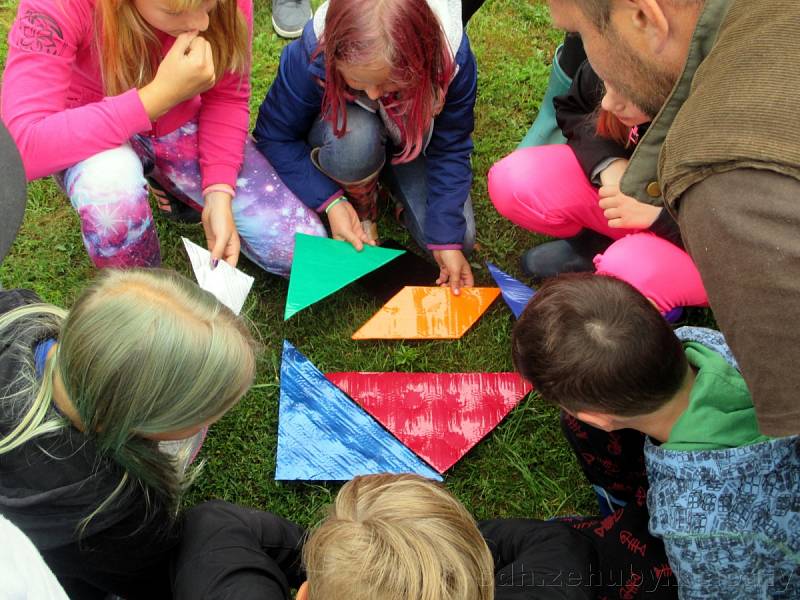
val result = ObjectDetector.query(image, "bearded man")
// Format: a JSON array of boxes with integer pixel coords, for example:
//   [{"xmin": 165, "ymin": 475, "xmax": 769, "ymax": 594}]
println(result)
[{"xmin": 547, "ymin": 0, "xmax": 800, "ymax": 438}]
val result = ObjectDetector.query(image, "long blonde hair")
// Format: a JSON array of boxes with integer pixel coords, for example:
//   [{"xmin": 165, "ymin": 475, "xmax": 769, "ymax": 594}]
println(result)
[
  {"xmin": 303, "ymin": 474, "xmax": 495, "ymax": 600},
  {"xmin": 97, "ymin": 0, "xmax": 250, "ymax": 96},
  {"xmin": 0, "ymin": 269, "xmax": 257, "ymax": 529}
]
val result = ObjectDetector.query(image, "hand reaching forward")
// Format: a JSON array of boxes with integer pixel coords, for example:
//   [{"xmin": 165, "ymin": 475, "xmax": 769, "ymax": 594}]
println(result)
[{"xmin": 433, "ymin": 249, "xmax": 474, "ymax": 295}]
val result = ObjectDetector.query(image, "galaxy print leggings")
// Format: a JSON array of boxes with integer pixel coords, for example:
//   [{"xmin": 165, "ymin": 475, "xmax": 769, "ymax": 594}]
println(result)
[{"xmin": 59, "ymin": 121, "xmax": 326, "ymax": 276}]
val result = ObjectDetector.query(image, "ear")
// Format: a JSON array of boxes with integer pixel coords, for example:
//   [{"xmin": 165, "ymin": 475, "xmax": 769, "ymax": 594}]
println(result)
[
  {"xmin": 574, "ymin": 410, "xmax": 619, "ymax": 432},
  {"xmin": 625, "ymin": 0, "xmax": 670, "ymax": 53},
  {"xmin": 296, "ymin": 582, "xmax": 309, "ymax": 600}
]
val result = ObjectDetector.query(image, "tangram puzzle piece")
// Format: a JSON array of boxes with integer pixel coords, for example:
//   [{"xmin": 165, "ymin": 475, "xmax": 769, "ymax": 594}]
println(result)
[
  {"xmin": 326, "ymin": 372, "xmax": 533, "ymax": 473},
  {"xmin": 356, "ymin": 239, "xmax": 440, "ymax": 304},
  {"xmin": 352, "ymin": 286, "xmax": 500, "ymax": 340},
  {"xmin": 275, "ymin": 341, "xmax": 442, "ymax": 481},
  {"xmin": 284, "ymin": 234, "xmax": 404, "ymax": 320},
  {"xmin": 487, "ymin": 263, "xmax": 535, "ymax": 319}
]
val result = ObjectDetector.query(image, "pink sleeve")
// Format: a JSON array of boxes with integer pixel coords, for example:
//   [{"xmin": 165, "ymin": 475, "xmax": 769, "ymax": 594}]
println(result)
[
  {"xmin": 197, "ymin": 0, "xmax": 253, "ymax": 191},
  {"xmin": 0, "ymin": 0, "xmax": 152, "ymax": 181}
]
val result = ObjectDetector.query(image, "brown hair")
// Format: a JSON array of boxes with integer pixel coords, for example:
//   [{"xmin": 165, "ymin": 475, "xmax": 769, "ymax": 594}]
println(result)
[
  {"xmin": 97, "ymin": 0, "xmax": 249, "ymax": 96},
  {"xmin": 561, "ymin": 0, "xmax": 704, "ymax": 30},
  {"xmin": 303, "ymin": 474, "xmax": 494, "ymax": 600},
  {"xmin": 511, "ymin": 273, "xmax": 687, "ymax": 416}
]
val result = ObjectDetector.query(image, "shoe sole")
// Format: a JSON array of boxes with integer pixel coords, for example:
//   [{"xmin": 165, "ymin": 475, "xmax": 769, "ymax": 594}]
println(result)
[{"xmin": 271, "ymin": 15, "xmax": 306, "ymax": 39}]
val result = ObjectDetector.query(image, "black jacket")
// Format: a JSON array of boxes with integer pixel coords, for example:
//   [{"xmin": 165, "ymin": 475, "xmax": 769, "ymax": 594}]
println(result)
[
  {"xmin": 172, "ymin": 500, "xmax": 305, "ymax": 599},
  {"xmin": 0, "ymin": 289, "xmax": 180, "ymax": 600}
]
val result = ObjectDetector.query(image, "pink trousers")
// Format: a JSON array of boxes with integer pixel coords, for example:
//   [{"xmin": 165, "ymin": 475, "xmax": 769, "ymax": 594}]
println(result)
[{"xmin": 488, "ymin": 145, "xmax": 708, "ymax": 313}]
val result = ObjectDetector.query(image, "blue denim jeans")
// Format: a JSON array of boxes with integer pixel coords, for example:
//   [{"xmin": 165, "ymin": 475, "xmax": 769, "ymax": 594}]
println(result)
[{"xmin": 308, "ymin": 104, "xmax": 476, "ymax": 254}]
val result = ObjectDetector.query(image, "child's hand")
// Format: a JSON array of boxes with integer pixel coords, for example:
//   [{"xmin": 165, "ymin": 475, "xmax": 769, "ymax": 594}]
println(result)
[
  {"xmin": 327, "ymin": 199, "xmax": 376, "ymax": 251},
  {"xmin": 202, "ymin": 191, "xmax": 240, "ymax": 267},
  {"xmin": 598, "ymin": 158, "xmax": 629, "ymax": 188},
  {"xmin": 433, "ymin": 249, "xmax": 474, "ymax": 295},
  {"xmin": 598, "ymin": 185, "xmax": 661, "ymax": 229},
  {"xmin": 138, "ymin": 31, "xmax": 216, "ymax": 120}
]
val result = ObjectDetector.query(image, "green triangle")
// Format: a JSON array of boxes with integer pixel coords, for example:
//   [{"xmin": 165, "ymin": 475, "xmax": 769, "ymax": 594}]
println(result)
[{"xmin": 284, "ymin": 234, "xmax": 405, "ymax": 320}]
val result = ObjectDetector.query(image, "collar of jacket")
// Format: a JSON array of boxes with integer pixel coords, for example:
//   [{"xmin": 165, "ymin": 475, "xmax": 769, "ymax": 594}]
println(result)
[{"xmin": 619, "ymin": 0, "xmax": 731, "ymax": 209}]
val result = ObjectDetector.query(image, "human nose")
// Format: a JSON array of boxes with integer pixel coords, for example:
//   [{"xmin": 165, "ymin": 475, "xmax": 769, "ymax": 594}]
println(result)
[
  {"xmin": 601, "ymin": 89, "xmax": 625, "ymax": 114},
  {"xmin": 365, "ymin": 85, "xmax": 382, "ymax": 101},
  {"xmin": 185, "ymin": 9, "xmax": 210, "ymax": 32}
]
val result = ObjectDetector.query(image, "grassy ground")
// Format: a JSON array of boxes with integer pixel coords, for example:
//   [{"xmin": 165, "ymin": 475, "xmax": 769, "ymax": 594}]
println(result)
[{"xmin": 0, "ymin": 0, "xmax": 600, "ymax": 525}]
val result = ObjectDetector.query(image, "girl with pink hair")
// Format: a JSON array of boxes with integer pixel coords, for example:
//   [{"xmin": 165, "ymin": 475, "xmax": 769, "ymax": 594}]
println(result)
[{"xmin": 254, "ymin": 0, "xmax": 478, "ymax": 294}]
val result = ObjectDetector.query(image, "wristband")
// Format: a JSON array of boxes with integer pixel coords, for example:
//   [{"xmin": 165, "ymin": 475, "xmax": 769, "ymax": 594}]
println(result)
[
  {"xmin": 325, "ymin": 196, "xmax": 347, "ymax": 214},
  {"xmin": 202, "ymin": 184, "xmax": 236, "ymax": 199}
]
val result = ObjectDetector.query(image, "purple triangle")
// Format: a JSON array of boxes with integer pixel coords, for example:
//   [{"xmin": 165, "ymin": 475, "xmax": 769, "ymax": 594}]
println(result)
[
  {"xmin": 275, "ymin": 341, "xmax": 442, "ymax": 481},
  {"xmin": 487, "ymin": 263, "xmax": 535, "ymax": 319}
]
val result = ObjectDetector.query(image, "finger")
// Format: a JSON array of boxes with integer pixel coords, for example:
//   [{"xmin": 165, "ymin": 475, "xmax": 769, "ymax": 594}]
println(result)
[
  {"xmin": 224, "ymin": 233, "xmax": 241, "ymax": 267},
  {"xmin": 211, "ymin": 233, "xmax": 228, "ymax": 265},
  {"xmin": 462, "ymin": 265, "xmax": 475, "ymax": 288},
  {"xmin": 598, "ymin": 197, "xmax": 617, "ymax": 210},
  {"xmin": 173, "ymin": 31, "xmax": 199, "ymax": 54},
  {"xmin": 604, "ymin": 208, "xmax": 620, "ymax": 220},
  {"xmin": 598, "ymin": 185, "xmax": 617, "ymax": 198},
  {"xmin": 449, "ymin": 277, "xmax": 460, "ymax": 296},
  {"xmin": 343, "ymin": 229, "xmax": 364, "ymax": 252},
  {"xmin": 435, "ymin": 268, "xmax": 449, "ymax": 286}
]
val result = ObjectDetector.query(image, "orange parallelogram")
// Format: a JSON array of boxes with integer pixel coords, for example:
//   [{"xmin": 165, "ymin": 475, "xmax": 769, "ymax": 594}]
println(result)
[{"xmin": 352, "ymin": 286, "xmax": 501, "ymax": 340}]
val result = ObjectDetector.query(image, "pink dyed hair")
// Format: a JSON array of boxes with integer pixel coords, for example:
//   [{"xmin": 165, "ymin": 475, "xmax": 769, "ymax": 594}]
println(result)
[{"xmin": 317, "ymin": 0, "xmax": 455, "ymax": 164}]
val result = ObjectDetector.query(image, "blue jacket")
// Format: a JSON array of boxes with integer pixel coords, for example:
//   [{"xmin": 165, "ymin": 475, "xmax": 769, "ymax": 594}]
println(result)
[
  {"xmin": 253, "ymin": 19, "xmax": 477, "ymax": 248},
  {"xmin": 646, "ymin": 328, "xmax": 800, "ymax": 599}
]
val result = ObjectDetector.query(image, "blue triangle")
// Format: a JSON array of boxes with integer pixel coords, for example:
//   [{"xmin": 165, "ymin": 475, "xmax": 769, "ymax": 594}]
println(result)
[
  {"xmin": 487, "ymin": 263, "xmax": 535, "ymax": 319},
  {"xmin": 276, "ymin": 341, "xmax": 442, "ymax": 481}
]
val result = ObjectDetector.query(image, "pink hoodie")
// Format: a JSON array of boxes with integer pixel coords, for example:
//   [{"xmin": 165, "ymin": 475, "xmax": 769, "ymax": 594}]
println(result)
[{"xmin": 1, "ymin": 0, "xmax": 252, "ymax": 190}]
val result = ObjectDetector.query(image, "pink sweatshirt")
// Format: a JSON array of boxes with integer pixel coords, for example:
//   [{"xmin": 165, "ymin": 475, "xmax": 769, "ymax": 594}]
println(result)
[{"xmin": 1, "ymin": 0, "xmax": 252, "ymax": 190}]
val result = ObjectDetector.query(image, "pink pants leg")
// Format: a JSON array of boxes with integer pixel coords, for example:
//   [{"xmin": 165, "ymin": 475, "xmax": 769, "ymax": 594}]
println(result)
[
  {"xmin": 488, "ymin": 145, "xmax": 708, "ymax": 313},
  {"xmin": 488, "ymin": 144, "xmax": 632, "ymax": 240}
]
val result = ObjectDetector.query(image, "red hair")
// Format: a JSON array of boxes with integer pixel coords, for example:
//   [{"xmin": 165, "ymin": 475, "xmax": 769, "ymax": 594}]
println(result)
[
  {"xmin": 595, "ymin": 109, "xmax": 633, "ymax": 147},
  {"xmin": 318, "ymin": 0, "xmax": 455, "ymax": 164}
]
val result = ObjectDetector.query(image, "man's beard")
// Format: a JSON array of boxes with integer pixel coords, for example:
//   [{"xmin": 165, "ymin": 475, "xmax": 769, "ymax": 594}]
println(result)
[{"xmin": 603, "ymin": 29, "xmax": 678, "ymax": 120}]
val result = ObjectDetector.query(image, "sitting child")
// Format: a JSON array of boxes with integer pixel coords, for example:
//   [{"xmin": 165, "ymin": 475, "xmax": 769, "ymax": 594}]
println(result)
[
  {"xmin": 511, "ymin": 273, "xmax": 800, "ymax": 599},
  {"xmin": 173, "ymin": 473, "xmax": 495, "ymax": 599},
  {"xmin": 175, "ymin": 473, "xmax": 648, "ymax": 599}
]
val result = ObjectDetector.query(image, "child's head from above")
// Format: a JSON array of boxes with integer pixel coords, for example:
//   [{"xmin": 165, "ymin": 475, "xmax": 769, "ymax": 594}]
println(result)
[
  {"xmin": 319, "ymin": 0, "xmax": 455, "ymax": 162},
  {"xmin": 600, "ymin": 80, "xmax": 650, "ymax": 129},
  {"xmin": 298, "ymin": 473, "xmax": 494, "ymax": 600},
  {"xmin": 0, "ymin": 268, "xmax": 256, "ymax": 516},
  {"xmin": 512, "ymin": 274, "xmax": 688, "ymax": 421},
  {"xmin": 54, "ymin": 268, "xmax": 256, "ymax": 441},
  {"xmin": 98, "ymin": 0, "xmax": 248, "ymax": 95}
]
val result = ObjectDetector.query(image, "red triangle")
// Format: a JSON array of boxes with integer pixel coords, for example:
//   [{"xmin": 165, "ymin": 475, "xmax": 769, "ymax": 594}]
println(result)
[{"xmin": 325, "ymin": 372, "xmax": 533, "ymax": 473}]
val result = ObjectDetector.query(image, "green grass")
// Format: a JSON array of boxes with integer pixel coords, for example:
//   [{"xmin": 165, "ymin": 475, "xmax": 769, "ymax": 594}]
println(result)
[{"xmin": 0, "ymin": 0, "xmax": 599, "ymax": 525}]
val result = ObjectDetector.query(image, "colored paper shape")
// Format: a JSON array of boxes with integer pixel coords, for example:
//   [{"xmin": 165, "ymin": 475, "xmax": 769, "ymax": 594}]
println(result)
[
  {"xmin": 276, "ymin": 341, "xmax": 442, "ymax": 481},
  {"xmin": 285, "ymin": 234, "xmax": 405, "ymax": 320},
  {"xmin": 487, "ymin": 263, "xmax": 535, "ymax": 319},
  {"xmin": 356, "ymin": 239, "xmax": 440, "ymax": 304},
  {"xmin": 183, "ymin": 237, "xmax": 254, "ymax": 315},
  {"xmin": 326, "ymin": 372, "xmax": 533, "ymax": 473},
  {"xmin": 352, "ymin": 286, "xmax": 500, "ymax": 340}
]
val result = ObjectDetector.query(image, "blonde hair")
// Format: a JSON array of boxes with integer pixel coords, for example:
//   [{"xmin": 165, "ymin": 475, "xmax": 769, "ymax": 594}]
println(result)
[
  {"xmin": 303, "ymin": 474, "xmax": 494, "ymax": 600},
  {"xmin": 96, "ymin": 0, "xmax": 249, "ymax": 96},
  {"xmin": 0, "ymin": 269, "xmax": 257, "ymax": 529}
]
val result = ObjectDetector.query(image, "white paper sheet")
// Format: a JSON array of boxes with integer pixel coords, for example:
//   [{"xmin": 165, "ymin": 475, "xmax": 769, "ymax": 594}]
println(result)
[{"xmin": 182, "ymin": 237, "xmax": 253, "ymax": 315}]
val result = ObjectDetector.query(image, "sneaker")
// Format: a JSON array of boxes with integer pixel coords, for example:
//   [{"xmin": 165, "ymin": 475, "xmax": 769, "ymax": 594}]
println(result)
[
  {"xmin": 271, "ymin": 0, "xmax": 311, "ymax": 39},
  {"xmin": 520, "ymin": 229, "xmax": 611, "ymax": 281}
]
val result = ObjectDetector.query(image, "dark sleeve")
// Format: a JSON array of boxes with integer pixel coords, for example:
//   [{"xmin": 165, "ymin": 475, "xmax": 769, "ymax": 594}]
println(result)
[
  {"xmin": 479, "ymin": 519, "xmax": 596, "ymax": 600},
  {"xmin": 0, "ymin": 288, "xmax": 42, "ymax": 315},
  {"xmin": 252, "ymin": 27, "xmax": 340, "ymax": 211},
  {"xmin": 42, "ymin": 502, "xmax": 180, "ymax": 600},
  {"xmin": 678, "ymin": 169, "xmax": 800, "ymax": 436},
  {"xmin": 648, "ymin": 208, "xmax": 683, "ymax": 248},
  {"xmin": 554, "ymin": 61, "xmax": 630, "ymax": 179},
  {"xmin": 172, "ymin": 500, "xmax": 305, "ymax": 600},
  {"xmin": 422, "ymin": 35, "xmax": 477, "ymax": 247}
]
